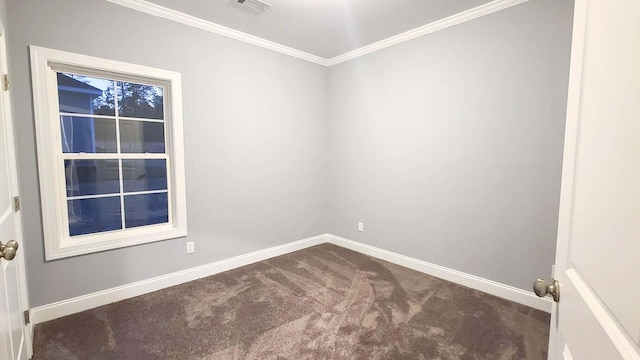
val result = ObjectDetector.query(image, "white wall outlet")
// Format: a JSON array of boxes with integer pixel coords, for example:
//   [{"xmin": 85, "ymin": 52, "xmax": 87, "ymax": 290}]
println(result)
[
  {"xmin": 358, "ymin": 222, "xmax": 364, "ymax": 232},
  {"xmin": 186, "ymin": 241, "xmax": 195, "ymax": 254}
]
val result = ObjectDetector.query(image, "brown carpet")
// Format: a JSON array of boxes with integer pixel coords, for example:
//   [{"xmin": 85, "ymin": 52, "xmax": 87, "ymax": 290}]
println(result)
[{"xmin": 33, "ymin": 243, "xmax": 550, "ymax": 359}]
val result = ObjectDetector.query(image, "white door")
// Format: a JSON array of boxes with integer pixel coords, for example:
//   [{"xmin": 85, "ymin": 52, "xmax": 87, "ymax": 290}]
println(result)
[
  {"xmin": 0, "ymin": 21, "xmax": 30, "ymax": 360},
  {"xmin": 546, "ymin": 0, "xmax": 640, "ymax": 359}
]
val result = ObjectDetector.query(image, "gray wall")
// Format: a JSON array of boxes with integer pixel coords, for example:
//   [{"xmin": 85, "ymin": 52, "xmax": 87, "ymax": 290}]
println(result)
[
  {"xmin": 7, "ymin": 0, "xmax": 573, "ymax": 307},
  {"xmin": 326, "ymin": 0, "xmax": 574, "ymax": 291},
  {"xmin": 7, "ymin": 0, "xmax": 328, "ymax": 306}
]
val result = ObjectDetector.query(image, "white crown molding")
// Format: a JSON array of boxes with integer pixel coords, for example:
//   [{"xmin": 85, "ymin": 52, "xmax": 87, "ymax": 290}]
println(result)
[
  {"xmin": 105, "ymin": 0, "xmax": 330, "ymax": 66},
  {"xmin": 326, "ymin": 0, "xmax": 530, "ymax": 66},
  {"xmin": 107, "ymin": 0, "xmax": 529, "ymax": 67}
]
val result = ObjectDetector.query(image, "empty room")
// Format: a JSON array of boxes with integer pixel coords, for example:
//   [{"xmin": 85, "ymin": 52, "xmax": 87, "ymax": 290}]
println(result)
[{"xmin": 0, "ymin": 0, "xmax": 638, "ymax": 359}]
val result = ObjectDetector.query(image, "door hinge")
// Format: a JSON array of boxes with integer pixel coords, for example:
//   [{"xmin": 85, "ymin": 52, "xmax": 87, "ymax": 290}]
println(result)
[
  {"xmin": 13, "ymin": 196, "xmax": 20, "ymax": 212},
  {"xmin": 2, "ymin": 74, "xmax": 8, "ymax": 91},
  {"xmin": 23, "ymin": 310, "xmax": 30, "ymax": 325}
]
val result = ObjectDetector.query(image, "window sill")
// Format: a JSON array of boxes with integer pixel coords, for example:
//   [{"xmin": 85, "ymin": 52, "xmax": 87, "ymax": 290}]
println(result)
[{"xmin": 46, "ymin": 226, "xmax": 187, "ymax": 260}]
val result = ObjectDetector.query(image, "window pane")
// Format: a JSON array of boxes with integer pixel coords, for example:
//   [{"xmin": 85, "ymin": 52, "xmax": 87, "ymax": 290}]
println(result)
[
  {"xmin": 124, "ymin": 193, "xmax": 168, "ymax": 228},
  {"xmin": 57, "ymin": 73, "xmax": 115, "ymax": 116},
  {"xmin": 68, "ymin": 196, "xmax": 122, "ymax": 236},
  {"xmin": 120, "ymin": 120, "xmax": 165, "ymax": 153},
  {"xmin": 122, "ymin": 159, "xmax": 167, "ymax": 193},
  {"xmin": 117, "ymin": 81, "xmax": 164, "ymax": 120},
  {"xmin": 61, "ymin": 116, "xmax": 117, "ymax": 153},
  {"xmin": 65, "ymin": 159, "xmax": 120, "ymax": 197}
]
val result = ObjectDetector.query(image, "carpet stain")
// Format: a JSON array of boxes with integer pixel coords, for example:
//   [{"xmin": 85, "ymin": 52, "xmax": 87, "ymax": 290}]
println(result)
[{"xmin": 33, "ymin": 243, "xmax": 550, "ymax": 359}]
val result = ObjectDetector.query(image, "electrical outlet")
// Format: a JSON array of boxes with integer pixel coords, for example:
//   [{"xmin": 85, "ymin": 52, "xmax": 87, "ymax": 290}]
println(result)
[
  {"xmin": 186, "ymin": 241, "xmax": 195, "ymax": 254},
  {"xmin": 358, "ymin": 222, "xmax": 364, "ymax": 232}
]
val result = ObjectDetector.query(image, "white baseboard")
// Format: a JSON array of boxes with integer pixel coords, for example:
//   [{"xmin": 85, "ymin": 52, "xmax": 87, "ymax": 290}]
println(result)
[
  {"xmin": 32, "ymin": 232, "xmax": 550, "ymax": 325},
  {"xmin": 31, "ymin": 234, "xmax": 328, "ymax": 325},
  {"xmin": 325, "ymin": 234, "xmax": 552, "ymax": 313}
]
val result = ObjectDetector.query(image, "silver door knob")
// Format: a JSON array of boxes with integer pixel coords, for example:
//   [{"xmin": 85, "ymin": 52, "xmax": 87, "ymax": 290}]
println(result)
[
  {"xmin": 533, "ymin": 278, "xmax": 560, "ymax": 302},
  {"xmin": 0, "ymin": 240, "xmax": 19, "ymax": 261}
]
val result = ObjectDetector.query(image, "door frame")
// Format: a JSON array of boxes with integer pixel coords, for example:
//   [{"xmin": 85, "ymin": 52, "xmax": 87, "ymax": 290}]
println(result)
[
  {"xmin": 547, "ymin": 0, "xmax": 588, "ymax": 356},
  {"xmin": 0, "ymin": 18, "xmax": 33, "ymax": 360}
]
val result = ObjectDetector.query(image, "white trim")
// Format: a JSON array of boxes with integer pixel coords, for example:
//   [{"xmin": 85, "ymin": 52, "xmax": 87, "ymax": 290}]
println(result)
[
  {"xmin": 30, "ymin": 46, "xmax": 189, "ymax": 260},
  {"xmin": 0, "ymin": 21, "xmax": 33, "ymax": 359},
  {"xmin": 32, "ymin": 233, "xmax": 550, "ymax": 324},
  {"xmin": 325, "ymin": 234, "xmax": 552, "ymax": 313},
  {"xmin": 59, "ymin": 112, "xmax": 166, "ymax": 123},
  {"xmin": 31, "ymin": 234, "xmax": 328, "ymax": 324},
  {"xmin": 105, "ymin": 0, "xmax": 329, "ymax": 66},
  {"xmin": 326, "ymin": 0, "xmax": 530, "ymax": 66},
  {"xmin": 567, "ymin": 270, "xmax": 640, "ymax": 359},
  {"xmin": 547, "ymin": 0, "xmax": 588, "ymax": 356},
  {"xmin": 61, "ymin": 153, "xmax": 168, "ymax": 160},
  {"xmin": 105, "ymin": 0, "xmax": 529, "ymax": 67},
  {"xmin": 563, "ymin": 345, "xmax": 575, "ymax": 360},
  {"xmin": 551, "ymin": 0, "xmax": 640, "ymax": 358},
  {"xmin": 68, "ymin": 189, "xmax": 168, "ymax": 201}
]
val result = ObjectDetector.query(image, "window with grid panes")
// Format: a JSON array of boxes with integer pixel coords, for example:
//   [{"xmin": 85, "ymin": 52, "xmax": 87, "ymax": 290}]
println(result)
[{"xmin": 31, "ymin": 47, "xmax": 187, "ymax": 260}]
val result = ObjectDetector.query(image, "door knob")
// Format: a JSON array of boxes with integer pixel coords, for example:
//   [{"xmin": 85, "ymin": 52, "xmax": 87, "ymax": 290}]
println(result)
[
  {"xmin": 533, "ymin": 278, "xmax": 560, "ymax": 302},
  {"xmin": 0, "ymin": 240, "xmax": 19, "ymax": 261}
]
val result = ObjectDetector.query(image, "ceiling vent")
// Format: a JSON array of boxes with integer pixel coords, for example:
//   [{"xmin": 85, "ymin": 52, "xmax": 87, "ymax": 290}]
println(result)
[{"xmin": 237, "ymin": 0, "xmax": 271, "ymax": 13}]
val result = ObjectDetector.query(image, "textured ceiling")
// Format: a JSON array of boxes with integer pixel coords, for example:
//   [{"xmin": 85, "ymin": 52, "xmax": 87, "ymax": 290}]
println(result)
[{"xmin": 145, "ymin": 0, "xmax": 495, "ymax": 58}]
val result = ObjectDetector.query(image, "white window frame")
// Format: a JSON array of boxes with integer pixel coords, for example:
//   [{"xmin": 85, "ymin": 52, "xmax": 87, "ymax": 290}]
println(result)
[{"xmin": 30, "ymin": 46, "xmax": 187, "ymax": 260}]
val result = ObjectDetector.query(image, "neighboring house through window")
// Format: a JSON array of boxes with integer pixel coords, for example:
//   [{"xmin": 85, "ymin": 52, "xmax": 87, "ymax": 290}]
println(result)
[{"xmin": 30, "ymin": 46, "xmax": 187, "ymax": 260}]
